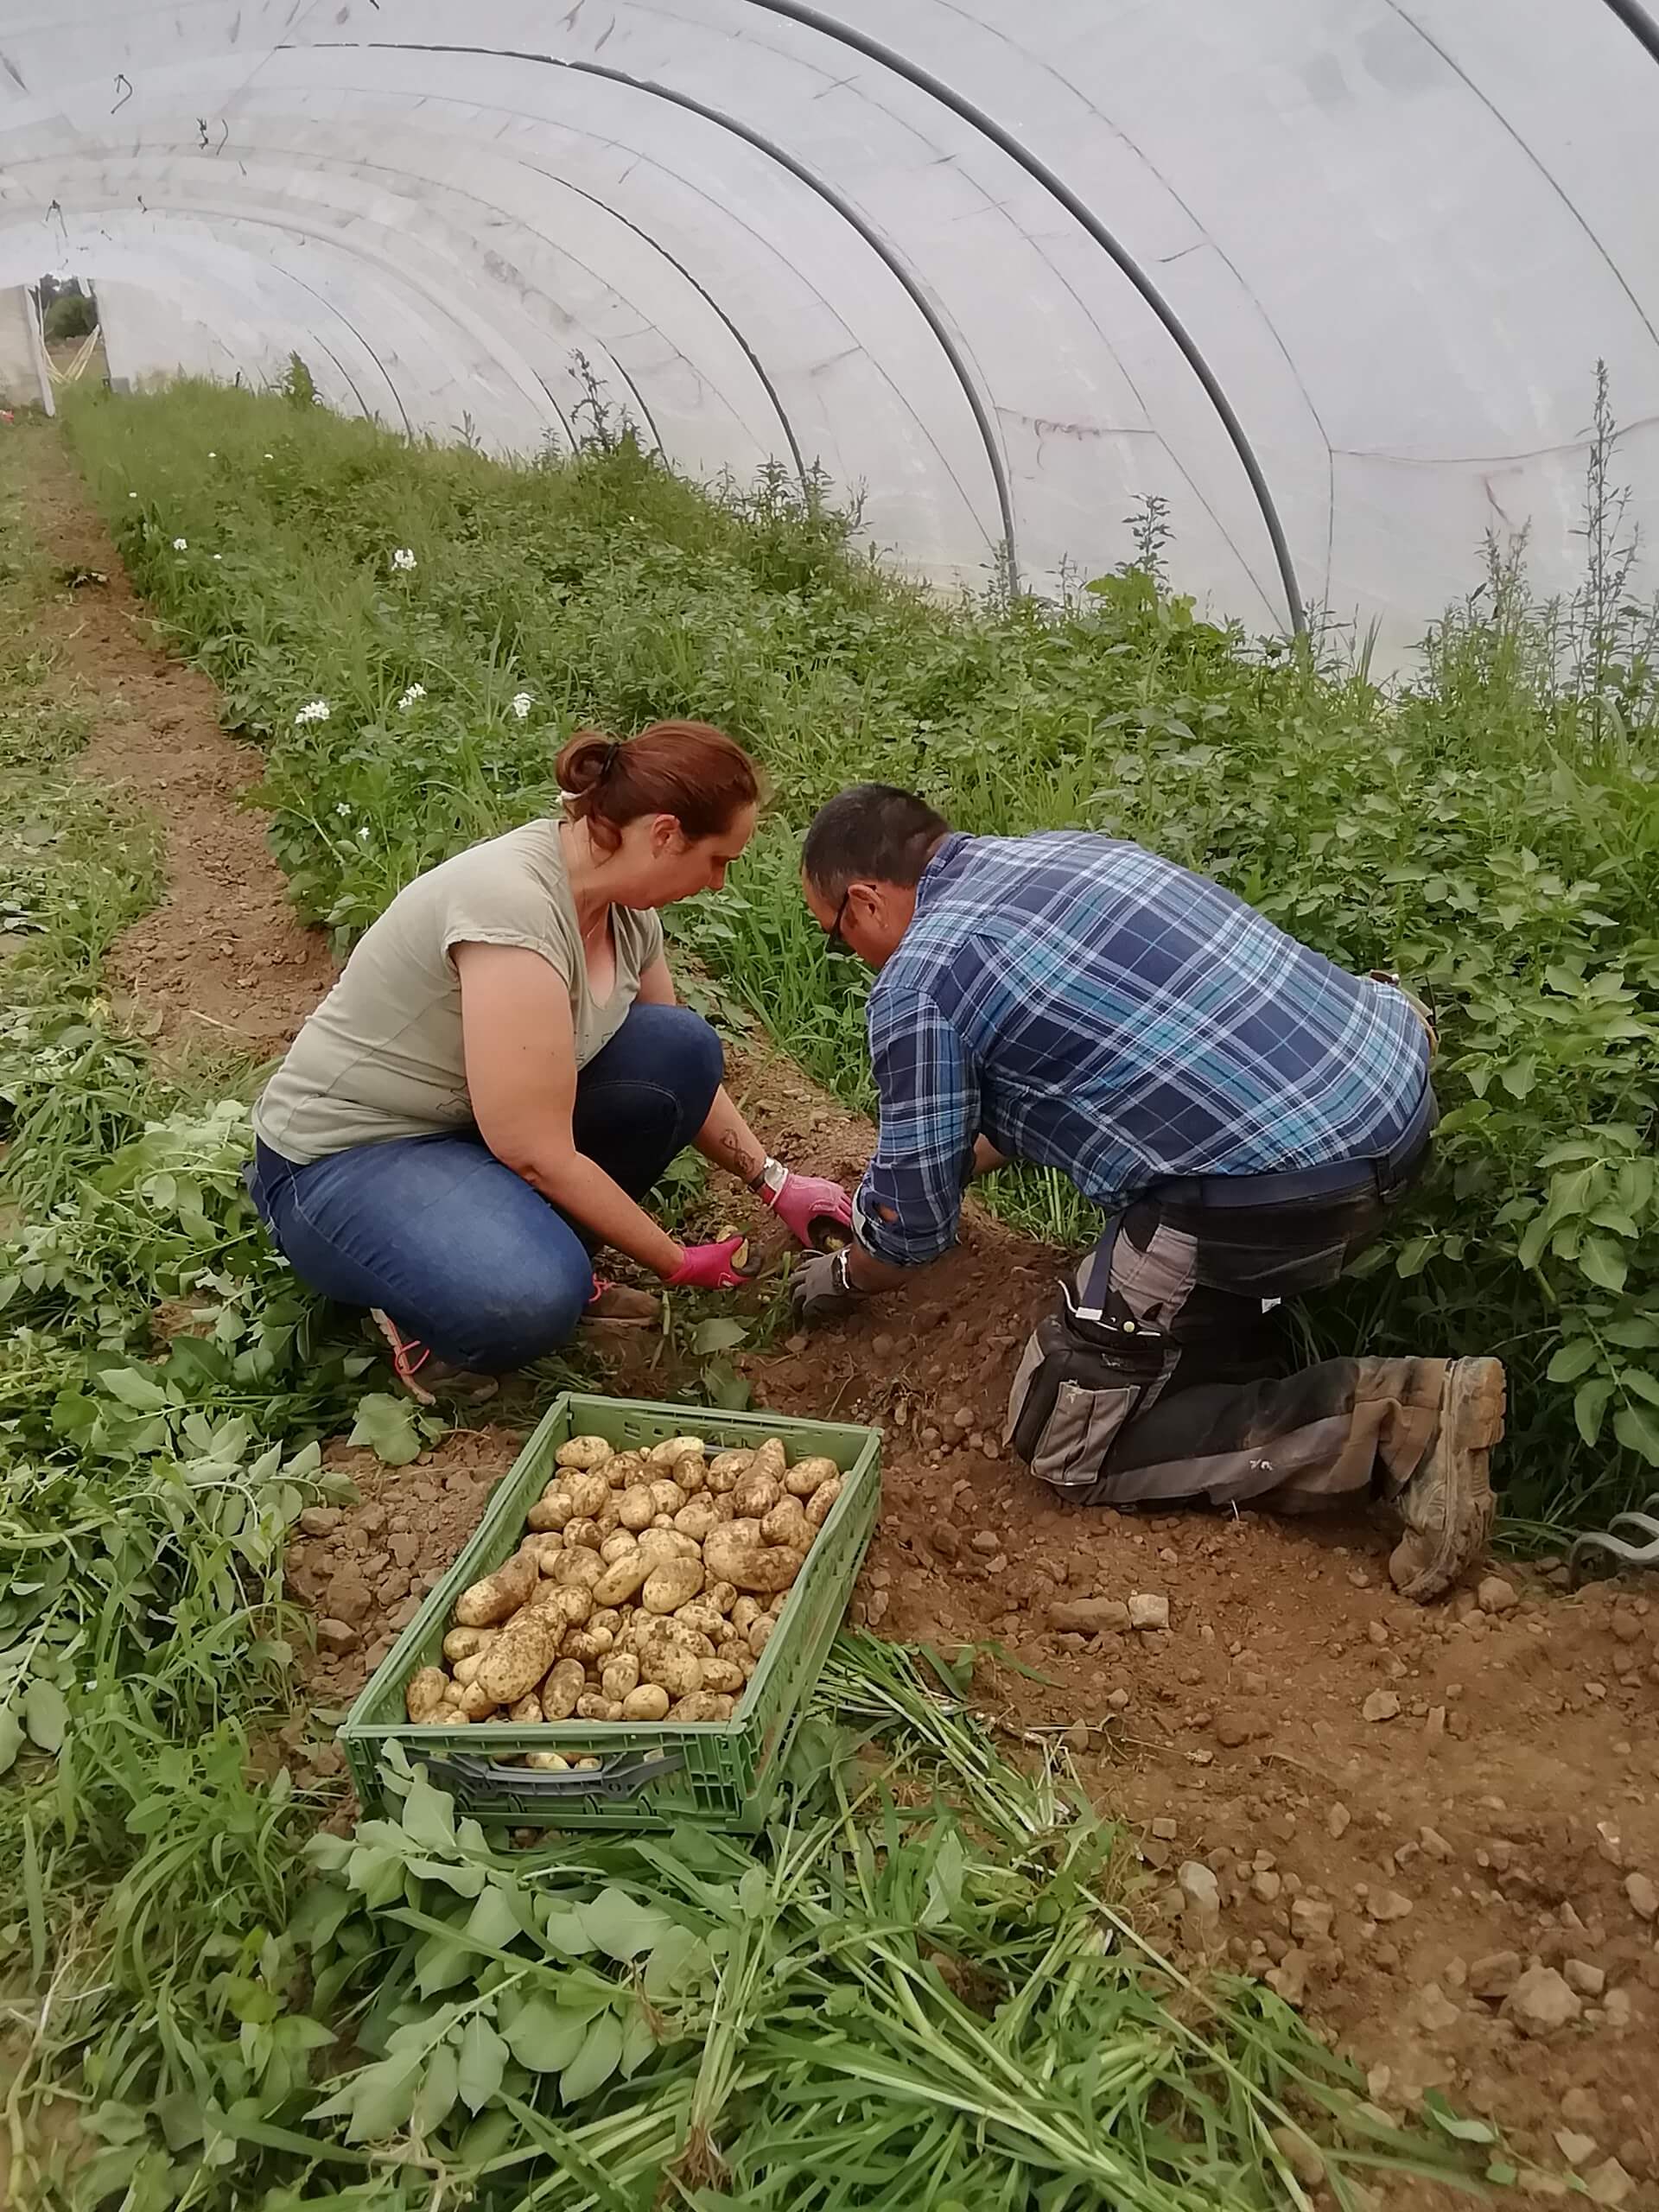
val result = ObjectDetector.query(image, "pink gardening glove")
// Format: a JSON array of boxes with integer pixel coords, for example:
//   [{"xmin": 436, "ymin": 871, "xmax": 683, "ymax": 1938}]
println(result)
[
  {"xmin": 763, "ymin": 1169, "xmax": 855, "ymax": 1249},
  {"xmin": 665, "ymin": 1236, "xmax": 751, "ymax": 1291}
]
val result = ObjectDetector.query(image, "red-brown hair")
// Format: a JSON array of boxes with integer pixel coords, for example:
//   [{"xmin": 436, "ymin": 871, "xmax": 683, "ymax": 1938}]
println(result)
[{"xmin": 555, "ymin": 720, "xmax": 761, "ymax": 855}]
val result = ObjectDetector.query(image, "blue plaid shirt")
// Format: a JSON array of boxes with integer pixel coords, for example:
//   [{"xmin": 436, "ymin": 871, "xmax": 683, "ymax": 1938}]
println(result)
[{"xmin": 854, "ymin": 831, "xmax": 1430, "ymax": 1268}]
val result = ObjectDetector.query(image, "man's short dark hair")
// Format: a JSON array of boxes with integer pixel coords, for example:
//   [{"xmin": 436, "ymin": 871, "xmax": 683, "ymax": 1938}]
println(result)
[{"xmin": 801, "ymin": 785, "xmax": 950, "ymax": 898}]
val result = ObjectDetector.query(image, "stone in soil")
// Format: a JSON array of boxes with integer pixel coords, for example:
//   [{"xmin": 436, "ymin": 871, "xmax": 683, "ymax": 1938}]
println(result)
[
  {"xmin": 1478, "ymin": 1574, "xmax": 1518, "ymax": 1614},
  {"xmin": 1468, "ymin": 1948, "xmax": 1522, "ymax": 2000},
  {"xmin": 1049, "ymin": 1596, "xmax": 1129, "ymax": 1634},
  {"xmin": 1128, "ymin": 1592, "xmax": 1169, "ymax": 1630},
  {"xmin": 315, "ymin": 1618, "xmax": 359, "ymax": 1655},
  {"xmin": 1362, "ymin": 1689, "xmax": 1401, "ymax": 1723},
  {"xmin": 1624, "ymin": 1871, "xmax": 1657, "ymax": 1921},
  {"xmin": 1502, "ymin": 1963, "xmax": 1583, "ymax": 2038}
]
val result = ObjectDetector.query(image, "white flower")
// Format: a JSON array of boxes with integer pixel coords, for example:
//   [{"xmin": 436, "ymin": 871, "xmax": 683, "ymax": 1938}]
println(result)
[
  {"xmin": 511, "ymin": 690, "xmax": 533, "ymax": 720},
  {"xmin": 357, "ymin": 825, "xmax": 372, "ymax": 842},
  {"xmin": 334, "ymin": 802, "xmax": 353, "ymax": 817},
  {"xmin": 294, "ymin": 699, "xmax": 331, "ymax": 726},
  {"xmin": 264, "ymin": 451, "xmax": 274, "ymax": 460},
  {"xmin": 207, "ymin": 450, "xmax": 217, "ymax": 459},
  {"xmin": 391, "ymin": 547, "xmax": 417, "ymax": 571},
  {"xmin": 128, "ymin": 491, "xmax": 137, "ymax": 499},
  {"xmin": 397, "ymin": 683, "xmax": 426, "ymax": 710},
  {"xmin": 173, "ymin": 537, "xmax": 188, "ymax": 551},
  {"xmin": 212, "ymin": 554, "xmax": 221, "ymax": 562}
]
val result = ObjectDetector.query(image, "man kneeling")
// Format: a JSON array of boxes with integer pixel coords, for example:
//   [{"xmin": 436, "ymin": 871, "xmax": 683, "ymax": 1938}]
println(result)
[{"xmin": 791, "ymin": 785, "xmax": 1503, "ymax": 1602}]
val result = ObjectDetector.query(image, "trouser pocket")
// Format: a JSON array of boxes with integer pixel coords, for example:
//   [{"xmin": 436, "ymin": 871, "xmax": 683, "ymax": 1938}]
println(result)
[{"xmin": 1006, "ymin": 1307, "xmax": 1170, "ymax": 1495}]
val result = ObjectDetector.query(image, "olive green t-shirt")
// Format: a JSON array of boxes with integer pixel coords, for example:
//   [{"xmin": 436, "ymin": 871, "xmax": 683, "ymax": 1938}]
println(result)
[{"xmin": 252, "ymin": 818, "xmax": 664, "ymax": 1165}]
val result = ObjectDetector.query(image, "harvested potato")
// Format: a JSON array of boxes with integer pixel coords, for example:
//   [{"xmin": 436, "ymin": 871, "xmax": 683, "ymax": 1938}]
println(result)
[
  {"xmin": 784, "ymin": 1454, "xmax": 840, "ymax": 1498},
  {"xmin": 749, "ymin": 1438, "xmax": 788, "ymax": 1484},
  {"xmin": 405, "ymin": 1666, "xmax": 449, "ymax": 1723},
  {"xmin": 643, "ymin": 1558, "xmax": 704, "ymax": 1614},
  {"xmin": 619, "ymin": 1460, "xmax": 655, "ymax": 1489},
  {"xmin": 728, "ymin": 1517, "xmax": 763, "ymax": 1544},
  {"xmin": 509, "ymin": 1693, "xmax": 543, "ymax": 1723},
  {"xmin": 522, "ymin": 1532, "xmax": 565, "ymax": 1572},
  {"xmin": 760, "ymin": 1497, "xmax": 810, "ymax": 1548},
  {"xmin": 604, "ymin": 1452, "xmax": 645, "ymax": 1489},
  {"xmin": 562, "ymin": 1625, "xmax": 615, "ymax": 1663},
  {"xmin": 671, "ymin": 1602, "xmax": 727, "ymax": 1641},
  {"xmin": 563, "ymin": 1516, "xmax": 603, "ymax": 1551},
  {"xmin": 593, "ymin": 1552, "xmax": 652, "ymax": 1606},
  {"xmin": 747, "ymin": 1614, "xmax": 775, "ymax": 1659},
  {"xmin": 618, "ymin": 1488, "xmax": 657, "ymax": 1531},
  {"xmin": 525, "ymin": 1750, "xmax": 571, "ymax": 1771},
  {"xmin": 575, "ymin": 1694, "xmax": 622, "ymax": 1722},
  {"xmin": 732, "ymin": 1470, "xmax": 781, "ymax": 1518},
  {"xmin": 556, "ymin": 1435, "xmax": 613, "ymax": 1471},
  {"xmin": 601, "ymin": 1653, "xmax": 640, "ymax": 1700},
  {"xmin": 706, "ymin": 1580, "xmax": 737, "ymax": 1615},
  {"xmin": 715, "ymin": 1637, "xmax": 750, "ymax": 1670},
  {"xmin": 454, "ymin": 1549, "xmax": 538, "ymax": 1626},
  {"xmin": 599, "ymin": 1529, "xmax": 639, "ymax": 1566},
  {"xmin": 526, "ymin": 1486, "xmax": 576, "ymax": 1532},
  {"xmin": 541, "ymin": 1656, "xmax": 587, "ymax": 1719},
  {"xmin": 805, "ymin": 1478, "xmax": 842, "ymax": 1529},
  {"xmin": 702, "ymin": 1656, "xmax": 747, "ymax": 1696},
  {"xmin": 459, "ymin": 1681, "xmax": 499, "ymax": 1721},
  {"xmin": 731, "ymin": 1596, "xmax": 761, "ymax": 1635},
  {"xmin": 453, "ymin": 1651, "xmax": 487, "ymax": 1688},
  {"xmin": 478, "ymin": 1585, "xmax": 590, "ymax": 1701},
  {"xmin": 638, "ymin": 1644, "xmax": 703, "ymax": 1697},
  {"xmin": 622, "ymin": 1683, "xmax": 671, "ymax": 1721},
  {"xmin": 709, "ymin": 1493, "xmax": 737, "ymax": 1523},
  {"xmin": 671, "ymin": 1692, "xmax": 732, "ymax": 1722},
  {"xmin": 707, "ymin": 1448, "xmax": 752, "ymax": 1487},
  {"xmin": 674, "ymin": 1458, "xmax": 707, "ymax": 1496},
  {"xmin": 641, "ymin": 1617, "xmax": 708, "ymax": 1654},
  {"xmin": 646, "ymin": 1478, "xmax": 687, "ymax": 1516},
  {"xmin": 649, "ymin": 1434, "xmax": 706, "ymax": 1466},
  {"xmin": 767, "ymin": 1590, "xmax": 790, "ymax": 1616},
  {"xmin": 638, "ymin": 1528, "xmax": 698, "ymax": 1560},
  {"xmin": 589, "ymin": 1606, "xmax": 621, "ymax": 1636},
  {"xmin": 673, "ymin": 1498, "xmax": 721, "ymax": 1541},
  {"xmin": 442, "ymin": 1625, "xmax": 497, "ymax": 1662},
  {"xmin": 565, "ymin": 1471, "xmax": 611, "ymax": 1519},
  {"xmin": 550, "ymin": 1548, "xmax": 603, "ymax": 1592},
  {"xmin": 650, "ymin": 1515, "xmax": 673, "ymax": 1530}
]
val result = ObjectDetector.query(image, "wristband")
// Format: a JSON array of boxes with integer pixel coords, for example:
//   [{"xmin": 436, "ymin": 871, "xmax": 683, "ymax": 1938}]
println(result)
[
  {"xmin": 831, "ymin": 1247, "xmax": 869, "ymax": 1298},
  {"xmin": 747, "ymin": 1154, "xmax": 788, "ymax": 1200}
]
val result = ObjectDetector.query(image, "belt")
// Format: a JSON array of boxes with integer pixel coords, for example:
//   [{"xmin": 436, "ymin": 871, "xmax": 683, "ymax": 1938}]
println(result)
[{"xmin": 1152, "ymin": 1084, "xmax": 1437, "ymax": 1213}]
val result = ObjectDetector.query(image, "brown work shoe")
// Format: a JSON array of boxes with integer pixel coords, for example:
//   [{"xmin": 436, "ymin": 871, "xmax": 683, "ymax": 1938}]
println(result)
[
  {"xmin": 1388, "ymin": 1357, "xmax": 1504, "ymax": 1602},
  {"xmin": 582, "ymin": 1281, "xmax": 660, "ymax": 1331}
]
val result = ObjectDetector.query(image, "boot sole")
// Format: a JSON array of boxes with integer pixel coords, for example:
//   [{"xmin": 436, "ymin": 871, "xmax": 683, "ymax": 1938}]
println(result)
[{"xmin": 1394, "ymin": 1357, "xmax": 1504, "ymax": 1602}]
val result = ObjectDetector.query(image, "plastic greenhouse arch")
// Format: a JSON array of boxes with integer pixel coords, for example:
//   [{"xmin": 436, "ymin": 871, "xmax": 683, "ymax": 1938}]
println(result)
[{"xmin": 3, "ymin": 0, "xmax": 1658, "ymax": 651}]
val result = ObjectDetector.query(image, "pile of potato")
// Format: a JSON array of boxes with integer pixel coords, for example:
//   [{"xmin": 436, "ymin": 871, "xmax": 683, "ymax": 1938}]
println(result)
[{"xmin": 402, "ymin": 1432, "xmax": 842, "ymax": 1758}]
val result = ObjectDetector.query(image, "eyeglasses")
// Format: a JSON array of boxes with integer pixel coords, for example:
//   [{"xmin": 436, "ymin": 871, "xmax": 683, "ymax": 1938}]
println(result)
[{"xmin": 820, "ymin": 887, "xmax": 853, "ymax": 946}]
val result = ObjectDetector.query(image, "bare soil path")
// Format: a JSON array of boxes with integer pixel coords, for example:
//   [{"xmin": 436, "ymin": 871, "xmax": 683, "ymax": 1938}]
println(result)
[{"xmin": 28, "ymin": 422, "xmax": 1659, "ymax": 2203}]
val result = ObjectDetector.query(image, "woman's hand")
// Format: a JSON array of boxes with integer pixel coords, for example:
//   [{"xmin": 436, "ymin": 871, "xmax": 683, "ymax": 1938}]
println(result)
[
  {"xmin": 762, "ymin": 1167, "xmax": 855, "ymax": 1249},
  {"xmin": 664, "ymin": 1236, "xmax": 751, "ymax": 1290}
]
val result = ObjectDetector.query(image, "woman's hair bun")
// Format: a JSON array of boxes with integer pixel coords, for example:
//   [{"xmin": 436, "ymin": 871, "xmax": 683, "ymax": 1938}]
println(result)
[{"xmin": 555, "ymin": 730, "xmax": 616, "ymax": 795}]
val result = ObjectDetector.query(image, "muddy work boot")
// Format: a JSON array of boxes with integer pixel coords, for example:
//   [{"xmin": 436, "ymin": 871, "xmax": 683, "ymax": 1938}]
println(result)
[{"xmin": 1388, "ymin": 1357, "xmax": 1504, "ymax": 1602}]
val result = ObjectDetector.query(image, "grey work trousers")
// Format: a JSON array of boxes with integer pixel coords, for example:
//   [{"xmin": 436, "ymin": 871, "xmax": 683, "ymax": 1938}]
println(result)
[{"xmin": 1006, "ymin": 1140, "xmax": 1442, "ymax": 1513}]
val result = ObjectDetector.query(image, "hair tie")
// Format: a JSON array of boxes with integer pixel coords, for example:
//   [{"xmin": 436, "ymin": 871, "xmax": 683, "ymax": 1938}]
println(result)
[{"xmin": 601, "ymin": 740, "xmax": 622, "ymax": 779}]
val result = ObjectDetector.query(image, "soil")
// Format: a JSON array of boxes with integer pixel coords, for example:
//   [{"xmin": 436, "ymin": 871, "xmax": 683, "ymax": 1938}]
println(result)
[
  {"xmin": 31, "ymin": 422, "xmax": 1659, "ymax": 2202},
  {"xmin": 16, "ymin": 425, "xmax": 334, "ymax": 1058}
]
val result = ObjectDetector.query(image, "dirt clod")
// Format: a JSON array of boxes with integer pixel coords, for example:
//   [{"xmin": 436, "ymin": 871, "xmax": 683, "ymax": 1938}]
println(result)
[
  {"xmin": 1048, "ymin": 1596, "xmax": 1128, "ymax": 1634},
  {"xmin": 1478, "ymin": 1575, "xmax": 1519, "ymax": 1615}
]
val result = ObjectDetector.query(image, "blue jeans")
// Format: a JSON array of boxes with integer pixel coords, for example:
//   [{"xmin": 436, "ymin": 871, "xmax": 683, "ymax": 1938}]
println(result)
[{"xmin": 247, "ymin": 1003, "xmax": 723, "ymax": 1370}]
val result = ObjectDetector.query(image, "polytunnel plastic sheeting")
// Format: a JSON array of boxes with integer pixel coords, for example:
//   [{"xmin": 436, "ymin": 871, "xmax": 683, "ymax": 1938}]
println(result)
[{"xmin": 2, "ymin": 2, "xmax": 1657, "ymax": 652}]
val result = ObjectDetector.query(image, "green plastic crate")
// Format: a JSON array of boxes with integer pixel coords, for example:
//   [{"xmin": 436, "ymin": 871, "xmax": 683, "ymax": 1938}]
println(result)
[{"xmin": 338, "ymin": 1391, "xmax": 880, "ymax": 1831}]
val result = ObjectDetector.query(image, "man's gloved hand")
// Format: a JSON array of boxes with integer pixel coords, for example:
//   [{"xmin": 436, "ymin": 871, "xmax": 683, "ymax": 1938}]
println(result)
[
  {"xmin": 791, "ymin": 1245, "xmax": 868, "ymax": 1325},
  {"xmin": 665, "ymin": 1236, "xmax": 751, "ymax": 1291},
  {"xmin": 762, "ymin": 1166, "xmax": 855, "ymax": 1249}
]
